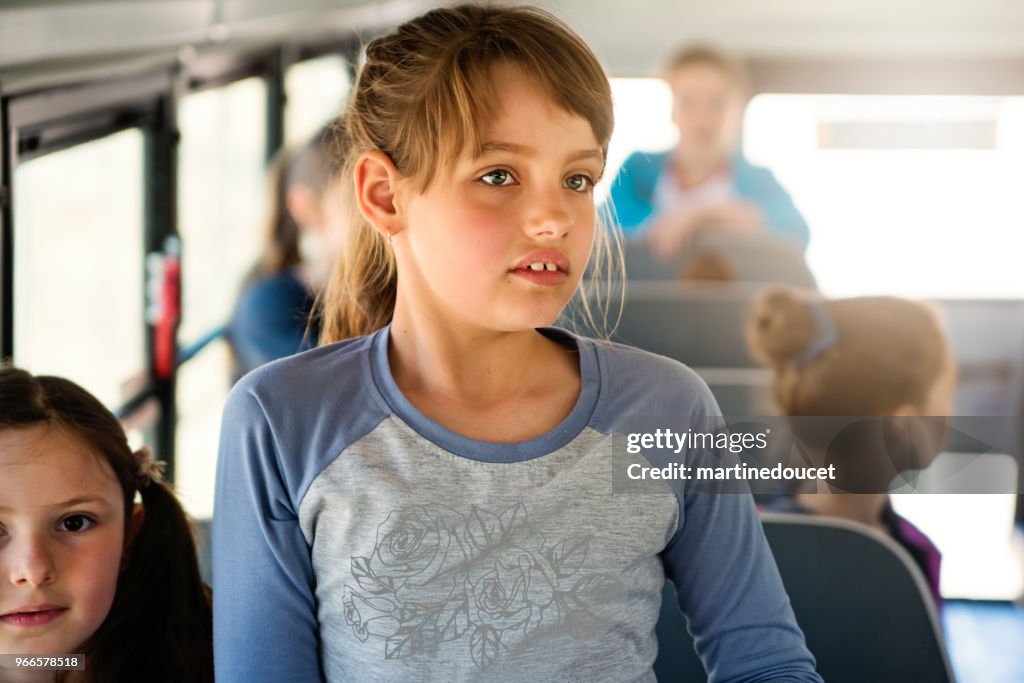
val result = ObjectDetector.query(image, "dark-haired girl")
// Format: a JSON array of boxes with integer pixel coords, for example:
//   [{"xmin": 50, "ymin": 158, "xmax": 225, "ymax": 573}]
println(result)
[{"xmin": 0, "ymin": 367, "xmax": 212, "ymax": 682}]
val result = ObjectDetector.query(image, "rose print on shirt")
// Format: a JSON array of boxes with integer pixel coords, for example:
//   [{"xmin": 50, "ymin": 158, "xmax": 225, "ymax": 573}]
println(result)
[{"xmin": 343, "ymin": 502, "xmax": 623, "ymax": 671}]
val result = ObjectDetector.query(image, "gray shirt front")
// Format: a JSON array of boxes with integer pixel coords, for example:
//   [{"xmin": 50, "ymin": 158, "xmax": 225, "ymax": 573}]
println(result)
[{"xmin": 213, "ymin": 326, "xmax": 822, "ymax": 682}]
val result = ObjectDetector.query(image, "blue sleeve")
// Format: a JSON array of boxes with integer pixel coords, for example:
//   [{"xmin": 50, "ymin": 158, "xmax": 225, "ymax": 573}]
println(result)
[
  {"xmin": 743, "ymin": 167, "xmax": 811, "ymax": 249},
  {"xmin": 591, "ymin": 343, "xmax": 819, "ymax": 681},
  {"xmin": 213, "ymin": 386, "xmax": 323, "ymax": 683},
  {"xmin": 604, "ymin": 151, "xmax": 657, "ymax": 234},
  {"xmin": 659, "ymin": 390, "xmax": 821, "ymax": 682},
  {"xmin": 663, "ymin": 492, "xmax": 821, "ymax": 682}
]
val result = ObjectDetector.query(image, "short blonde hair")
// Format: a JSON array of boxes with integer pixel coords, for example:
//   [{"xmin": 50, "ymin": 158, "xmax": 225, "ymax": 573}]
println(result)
[{"xmin": 662, "ymin": 44, "xmax": 752, "ymax": 98}]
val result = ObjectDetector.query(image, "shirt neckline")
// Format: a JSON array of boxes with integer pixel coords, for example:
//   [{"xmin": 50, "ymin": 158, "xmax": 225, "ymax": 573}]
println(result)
[{"xmin": 368, "ymin": 325, "xmax": 600, "ymax": 463}]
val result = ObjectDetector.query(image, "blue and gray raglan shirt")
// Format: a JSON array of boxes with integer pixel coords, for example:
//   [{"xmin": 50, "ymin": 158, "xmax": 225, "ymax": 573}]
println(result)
[{"xmin": 213, "ymin": 326, "xmax": 822, "ymax": 682}]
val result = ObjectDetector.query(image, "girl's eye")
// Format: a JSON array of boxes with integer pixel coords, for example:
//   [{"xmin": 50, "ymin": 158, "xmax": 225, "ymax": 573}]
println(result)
[
  {"xmin": 479, "ymin": 169, "xmax": 516, "ymax": 187},
  {"xmin": 564, "ymin": 174, "xmax": 594, "ymax": 193},
  {"xmin": 58, "ymin": 515, "xmax": 96, "ymax": 534}
]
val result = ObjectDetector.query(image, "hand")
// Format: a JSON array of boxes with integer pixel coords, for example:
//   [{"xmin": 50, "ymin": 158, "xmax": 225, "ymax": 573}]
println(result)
[
  {"xmin": 646, "ymin": 200, "xmax": 764, "ymax": 259},
  {"xmin": 646, "ymin": 205, "xmax": 702, "ymax": 259},
  {"xmin": 697, "ymin": 200, "xmax": 764, "ymax": 234}
]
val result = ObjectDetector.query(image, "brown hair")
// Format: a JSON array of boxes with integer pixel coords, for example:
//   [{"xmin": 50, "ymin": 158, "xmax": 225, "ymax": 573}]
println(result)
[
  {"xmin": 255, "ymin": 127, "xmax": 339, "ymax": 278},
  {"xmin": 0, "ymin": 367, "xmax": 212, "ymax": 683},
  {"xmin": 661, "ymin": 44, "xmax": 752, "ymax": 98},
  {"xmin": 747, "ymin": 287, "xmax": 949, "ymax": 416},
  {"xmin": 319, "ymin": 3, "xmax": 617, "ymax": 342}
]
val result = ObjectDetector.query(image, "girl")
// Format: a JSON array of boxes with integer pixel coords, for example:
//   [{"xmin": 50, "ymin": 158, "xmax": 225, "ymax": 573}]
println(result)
[
  {"xmin": 749, "ymin": 286, "xmax": 956, "ymax": 605},
  {"xmin": 0, "ymin": 367, "xmax": 212, "ymax": 682},
  {"xmin": 229, "ymin": 126, "xmax": 348, "ymax": 377},
  {"xmin": 214, "ymin": 5, "xmax": 822, "ymax": 682}
]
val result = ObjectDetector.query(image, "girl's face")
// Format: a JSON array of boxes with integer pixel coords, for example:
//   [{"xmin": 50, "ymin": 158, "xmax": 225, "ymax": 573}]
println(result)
[
  {"xmin": 0, "ymin": 424, "xmax": 126, "ymax": 656},
  {"xmin": 318, "ymin": 179, "xmax": 351, "ymax": 265},
  {"xmin": 393, "ymin": 63, "xmax": 603, "ymax": 333},
  {"xmin": 919, "ymin": 347, "xmax": 958, "ymax": 417},
  {"xmin": 896, "ymin": 345, "xmax": 958, "ymax": 471}
]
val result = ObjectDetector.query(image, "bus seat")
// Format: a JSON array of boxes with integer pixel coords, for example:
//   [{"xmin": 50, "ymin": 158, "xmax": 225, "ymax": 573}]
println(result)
[
  {"xmin": 654, "ymin": 512, "xmax": 955, "ymax": 682},
  {"xmin": 604, "ymin": 282, "xmax": 764, "ymax": 367},
  {"xmin": 622, "ymin": 233, "xmax": 816, "ymax": 289},
  {"xmin": 620, "ymin": 239, "xmax": 679, "ymax": 281},
  {"xmin": 693, "ymin": 367, "xmax": 778, "ymax": 416}
]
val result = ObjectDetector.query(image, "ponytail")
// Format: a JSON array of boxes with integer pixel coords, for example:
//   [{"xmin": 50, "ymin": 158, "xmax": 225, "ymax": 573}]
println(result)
[
  {"xmin": 257, "ymin": 147, "xmax": 302, "ymax": 277},
  {"xmin": 317, "ymin": 143, "xmax": 397, "ymax": 342},
  {"xmin": 747, "ymin": 286, "xmax": 949, "ymax": 416},
  {"xmin": 85, "ymin": 479, "xmax": 213, "ymax": 683}
]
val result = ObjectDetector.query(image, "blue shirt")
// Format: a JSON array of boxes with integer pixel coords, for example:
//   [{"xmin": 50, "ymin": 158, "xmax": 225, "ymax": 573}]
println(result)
[
  {"xmin": 213, "ymin": 326, "xmax": 822, "ymax": 682},
  {"xmin": 228, "ymin": 269, "xmax": 317, "ymax": 378},
  {"xmin": 606, "ymin": 150, "xmax": 811, "ymax": 249}
]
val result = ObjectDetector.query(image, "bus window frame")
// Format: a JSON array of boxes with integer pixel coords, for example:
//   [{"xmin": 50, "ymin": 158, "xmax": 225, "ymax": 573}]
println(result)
[
  {"xmin": 0, "ymin": 38, "xmax": 357, "ymax": 483},
  {"xmin": 1, "ymin": 69, "xmax": 179, "ymax": 467}
]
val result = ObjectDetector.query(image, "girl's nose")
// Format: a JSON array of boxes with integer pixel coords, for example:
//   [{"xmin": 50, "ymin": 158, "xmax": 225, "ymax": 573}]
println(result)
[
  {"xmin": 6, "ymin": 533, "xmax": 57, "ymax": 588},
  {"xmin": 525, "ymin": 190, "xmax": 573, "ymax": 240}
]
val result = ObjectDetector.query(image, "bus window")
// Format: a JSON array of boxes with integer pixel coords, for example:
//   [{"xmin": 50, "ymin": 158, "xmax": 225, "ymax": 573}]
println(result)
[
  {"xmin": 603, "ymin": 78, "xmax": 676, "ymax": 203},
  {"xmin": 175, "ymin": 76, "xmax": 267, "ymax": 519},
  {"xmin": 893, "ymin": 489, "xmax": 1023, "ymax": 600},
  {"xmin": 285, "ymin": 54, "xmax": 351, "ymax": 145},
  {"xmin": 744, "ymin": 94, "xmax": 1024, "ymax": 299},
  {"xmin": 12, "ymin": 129, "xmax": 146, "ymax": 409}
]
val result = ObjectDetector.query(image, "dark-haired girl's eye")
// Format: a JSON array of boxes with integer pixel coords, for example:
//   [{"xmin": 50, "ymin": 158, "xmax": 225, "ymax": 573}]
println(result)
[
  {"xmin": 565, "ymin": 174, "xmax": 594, "ymax": 193},
  {"xmin": 479, "ymin": 169, "xmax": 516, "ymax": 187},
  {"xmin": 58, "ymin": 515, "xmax": 96, "ymax": 533}
]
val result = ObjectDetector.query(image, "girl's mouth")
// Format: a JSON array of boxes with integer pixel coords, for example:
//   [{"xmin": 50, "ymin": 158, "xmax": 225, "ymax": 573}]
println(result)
[
  {"xmin": 0, "ymin": 607, "xmax": 68, "ymax": 628},
  {"xmin": 510, "ymin": 265, "xmax": 568, "ymax": 286}
]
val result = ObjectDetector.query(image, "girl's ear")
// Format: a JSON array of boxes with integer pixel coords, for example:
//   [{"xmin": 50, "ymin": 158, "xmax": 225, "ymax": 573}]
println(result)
[{"xmin": 354, "ymin": 150, "xmax": 405, "ymax": 240}]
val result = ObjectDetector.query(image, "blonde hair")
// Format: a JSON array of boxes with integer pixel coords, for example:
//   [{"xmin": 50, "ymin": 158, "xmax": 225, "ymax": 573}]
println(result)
[
  {"xmin": 318, "ymin": 4, "xmax": 617, "ymax": 343},
  {"xmin": 747, "ymin": 287, "xmax": 950, "ymax": 416},
  {"xmin": 661, "ymin": 44, "xmax": 752, "ymax": 98}
]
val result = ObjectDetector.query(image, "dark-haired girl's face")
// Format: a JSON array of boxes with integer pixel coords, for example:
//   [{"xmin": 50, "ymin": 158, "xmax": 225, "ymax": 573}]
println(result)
[{"xmin": 0, "ymin": 425, "xmax": 126, "ymax": 656}]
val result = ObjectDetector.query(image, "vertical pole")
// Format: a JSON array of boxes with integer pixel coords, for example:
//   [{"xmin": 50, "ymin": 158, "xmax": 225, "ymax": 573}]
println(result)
[
  {"xmin": 144, "ymin": 78, "xmax": 180, "ymax": 480},
  {"xmin": 0, "ymin": 97, "xmax": 14, "ymax": 361},
  {"xmin": 266, "ymin": 49, "xmax": 286, "ymax": 163}
]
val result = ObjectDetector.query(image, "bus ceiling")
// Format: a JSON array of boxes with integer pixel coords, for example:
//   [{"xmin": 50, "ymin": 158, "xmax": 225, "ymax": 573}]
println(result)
[{"xmin": 2, "ymin": 1, "xmax": 1024, "ymax": 94}]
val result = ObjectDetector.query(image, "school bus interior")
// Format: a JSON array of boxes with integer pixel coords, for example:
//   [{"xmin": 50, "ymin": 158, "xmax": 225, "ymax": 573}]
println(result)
[{"xmin": 2, "ymin": 1, "xmax": 1023, "ymax": 681}]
